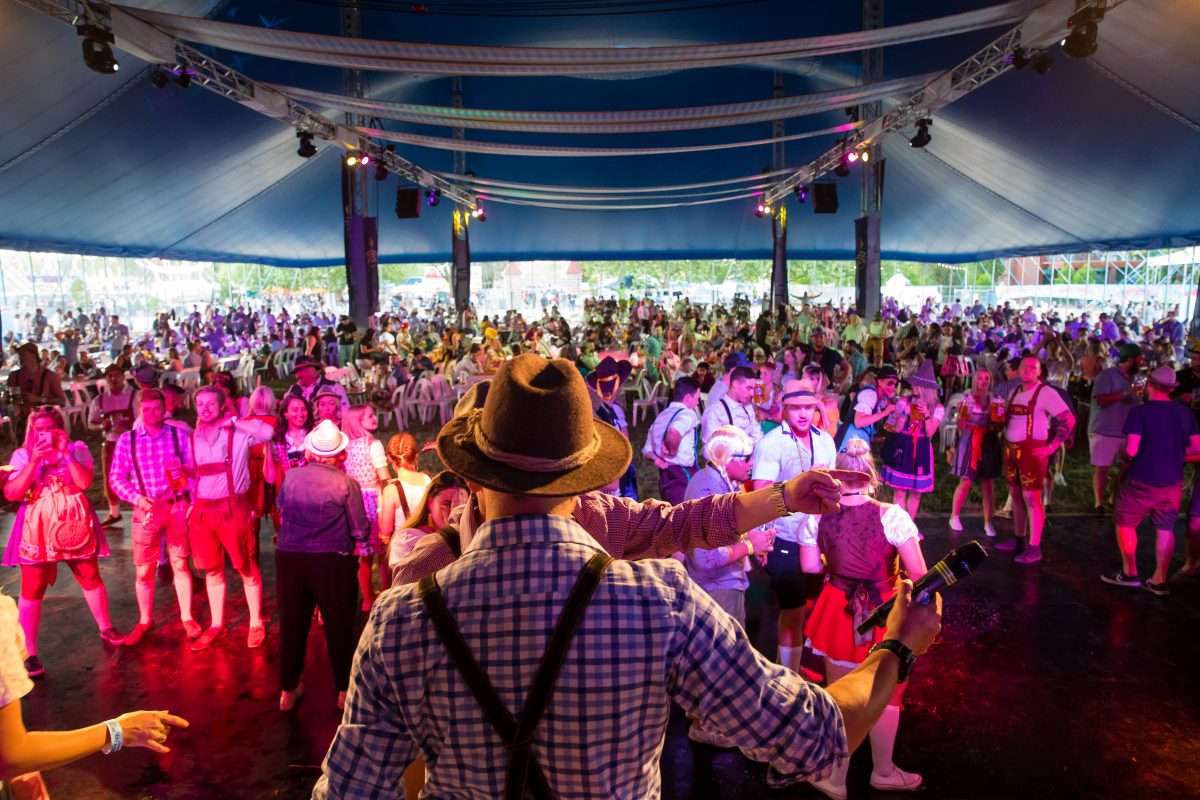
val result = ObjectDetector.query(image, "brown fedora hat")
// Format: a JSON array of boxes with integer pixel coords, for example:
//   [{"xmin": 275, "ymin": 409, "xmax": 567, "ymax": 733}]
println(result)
[{"xmin": 437, "ymin": 354, "xmax": 632, "ymax": 497}]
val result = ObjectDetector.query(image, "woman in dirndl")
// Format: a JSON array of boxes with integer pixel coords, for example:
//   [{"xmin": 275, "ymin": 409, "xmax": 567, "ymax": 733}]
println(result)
[
  {"xmin": 800, "ymin": 438, "xmax": 928, "ymax": 798},
  {"xmin": 948, "ymin": 369, "xmax": 1002, "ymax": 538},
  {"xmin": 881, "ymin": 360, "xmax": 944, "ymax": 520},
  {"xmin": 2, "ymin": 407, "xmax": 124, "ymax": 679},
  {"xmin": 340, "ymin": 405, "xmax": 390, "ymax": 611}
]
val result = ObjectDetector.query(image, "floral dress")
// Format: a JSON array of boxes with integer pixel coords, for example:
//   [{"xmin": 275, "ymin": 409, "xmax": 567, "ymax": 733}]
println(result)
[{"xmin": 343, "ymin": 435, "xmax": 387, "ymax": 554}]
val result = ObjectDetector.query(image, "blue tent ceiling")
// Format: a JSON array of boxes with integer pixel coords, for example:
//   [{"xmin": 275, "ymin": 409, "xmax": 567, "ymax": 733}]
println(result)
[{"xmin": 0, "ymin": 0, "xmax": 1197, "ymax": 267}]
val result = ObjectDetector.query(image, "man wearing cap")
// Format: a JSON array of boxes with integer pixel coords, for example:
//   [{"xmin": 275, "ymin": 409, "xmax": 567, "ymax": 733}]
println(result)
[
  {"xmin": 89, "ymin": 364, "xmax": 137, "ymax": 526},
  {"xmin": 1101, "ymin": 366, "xmax": 1200, "ymax": 595},
  {"xmin": 750, "ymin": 378, "xmax": 838, "ymax": 675},
  {"xmin": 314, "ymin": 354, "xmax": 941, "ymax": 799},
  {"xmin": 6, "ymin": 342, "xmax": 67, "ymax": 438},
  {"xmin": 1089, "ymin": 344, "xmax": 1145, "ymax": 514},
  {"xmin": 185, "ymin": 386, "xmax": 274, "ymax": 651},
  {"xmin": 281, "ymin": 355, "xmax": 350, "ymax": 414},
  {"xmin": 643, "ymin": 376, "xmax": 702, "ymax": 504},
  {"xmin": 701, "ymin": 365, "xmax": 763, "ymax": 455},
  {"xmin": 274, "ymin": 419, "xmax": 370, "ymax": 712}
]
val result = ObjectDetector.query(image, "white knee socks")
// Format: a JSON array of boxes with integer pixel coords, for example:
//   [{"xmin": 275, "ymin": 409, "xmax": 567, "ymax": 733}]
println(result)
[
  {"xmin": 82, "ymin": 585, "xmax": 113, "ymax": 631},
  {"xmin": 870, "ymin": 704, "xmax": 902, "ymax": 775},
  {"xmin": 17, "ymin": 598, "xmax": 41, "ymax": 656}
]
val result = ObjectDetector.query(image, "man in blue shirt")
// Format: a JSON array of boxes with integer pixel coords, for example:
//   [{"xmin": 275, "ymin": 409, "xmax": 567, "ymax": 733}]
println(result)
[{"xmin": 1102, "ymin": 366, "xmax": 1200, "ymax": 595}]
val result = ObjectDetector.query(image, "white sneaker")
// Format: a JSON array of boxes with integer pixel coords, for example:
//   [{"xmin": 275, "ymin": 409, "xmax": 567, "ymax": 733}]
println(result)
[
  {"xmin": 1053, "ymin": 472, "xmax": 1067, "ymax": 487},
  {"xmin": 984, "ymin": 522, "xmax": 998, "ymax": 538},
  {"xmin": 948, "ymin": 516, "xmax": 964, "ymax": 532},
  {"xmin": 870, "ymin": 766, "xmax": 923, "ymax": 792}
]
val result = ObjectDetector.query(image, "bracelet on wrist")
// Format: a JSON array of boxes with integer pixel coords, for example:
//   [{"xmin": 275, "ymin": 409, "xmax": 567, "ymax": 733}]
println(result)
[
  {"xmin": 744, "ymin": 538, "xmax": 755, "ymax": 557},
  {"xmin": 769, "ymin": 481, "xmax": 791, "ymax": 516},
  {"xmin": 101, "ymin": 718, "xmax": 123, "ymax": 755}
]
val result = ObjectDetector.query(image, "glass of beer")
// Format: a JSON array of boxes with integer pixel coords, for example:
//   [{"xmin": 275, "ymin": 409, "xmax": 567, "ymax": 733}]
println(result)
[{"xmin": 990, "ymin": 397, "xmax": 1006, "ymax": 423}]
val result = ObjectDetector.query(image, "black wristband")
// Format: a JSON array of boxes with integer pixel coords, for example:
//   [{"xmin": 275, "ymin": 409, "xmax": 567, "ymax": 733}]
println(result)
[{"xmin": 869, "ymin": 639, "xmax": 916, "ymax": 684}]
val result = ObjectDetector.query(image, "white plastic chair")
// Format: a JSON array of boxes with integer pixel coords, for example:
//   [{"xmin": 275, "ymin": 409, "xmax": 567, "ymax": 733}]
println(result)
[
  {"xmin": 631, "ymin": 379, "xmax": 662, "ymax": 427},
  {"xmin": 411, "ymin": 378, "xmax": 440, "ymax": 425},
  {"xmin": 939, "ymin": 392, "xmax": 966, "ymax": 453},
  {"xmin": 63, "ymin": 383, "xmax": 90, "ymax": 429},
  {"xmin": 429, "ymin": 375, "xmax": 457, "ymax": 426}
]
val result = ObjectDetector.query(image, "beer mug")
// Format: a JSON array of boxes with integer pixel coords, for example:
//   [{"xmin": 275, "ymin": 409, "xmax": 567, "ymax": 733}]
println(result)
[
  {"xmin": 909, "ymin": 401, "xmax": 926, "ymax": 423},
  {"xmin": 990, "ymin": 397, "xmax": 1006, "ymax": 423},
  {"xmin": 165, "ymin": 459, "xmax": 188, "ymax": 493}
]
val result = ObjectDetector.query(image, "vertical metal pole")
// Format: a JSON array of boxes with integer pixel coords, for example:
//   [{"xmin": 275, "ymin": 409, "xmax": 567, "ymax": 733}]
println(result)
[
  {"xmin": 769, "ymin": 72, "xmax": 788, "ymax": 311},
  {"xmin": 856, "ymin": 0, "xmax": 884, "ymax": 320},
  {"xmin": 451, "ymin": 76, "xmax": 471, "ymax": 316},
  {"xmin": 341, "ymin": 0, "xmax": 375, "ymax": 327}
]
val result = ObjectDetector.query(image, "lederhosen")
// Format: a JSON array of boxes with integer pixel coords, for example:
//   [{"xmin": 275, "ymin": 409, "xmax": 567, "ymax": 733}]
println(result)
[
  {"xmin": 128, "ymin": 426, "xmax": 190, "ymax": 562},
  {"xmin": 654, "ymin": 407, "xmax": 698, "ymax": 504},
  {"xmin": 189, "ymin": 427, "xmax": 253, "ymax": 569},
  {"xmin": 1003, "ymin": 383, "xmax": 1048, "ymax": 489},
  {"xmin": 420, "ymin": 553, "xmax": 612, "ymax": 800}
]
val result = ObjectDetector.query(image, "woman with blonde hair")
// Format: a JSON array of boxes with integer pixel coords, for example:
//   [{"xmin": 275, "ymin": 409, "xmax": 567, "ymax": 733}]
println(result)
[
  {"xmin": 800, "ymin": 437, "xmax": 928, "ymax": 798},
  {"xmin": 340, "ymin": 405, "xmax": 390, "ymax": 609},
  {"xmin": 385, "ymin": 471, "xmax": 469, "ymax": 571},
  {"xmin": 245, "ymin": 386, "xmax": 278, "ymax": 543}
]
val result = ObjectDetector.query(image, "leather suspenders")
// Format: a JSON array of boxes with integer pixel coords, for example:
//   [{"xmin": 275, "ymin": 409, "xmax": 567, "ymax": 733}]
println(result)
[{"xmin": 419, "ymin": 552, "xmax": 613, "ymax": 800}]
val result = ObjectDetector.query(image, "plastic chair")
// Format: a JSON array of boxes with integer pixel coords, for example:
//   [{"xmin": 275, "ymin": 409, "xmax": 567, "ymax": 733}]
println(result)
[
  {"xmin": 631, "ymin": 380, "xmax": 662, "ymax": 427},
  {"xmin": 429, "ymin": 375, "xmax": 458, "ymax": 426},
  {"xmin": 411, "ymin": 378, "xmax": 441, "ymax": 425},
  {"xmin": 939, "ymin": 392, "xmax": 966, "ymax": 453},
  {"xmin": 63, "ymin": 383, "xmax": 90, "ymax": 429}
]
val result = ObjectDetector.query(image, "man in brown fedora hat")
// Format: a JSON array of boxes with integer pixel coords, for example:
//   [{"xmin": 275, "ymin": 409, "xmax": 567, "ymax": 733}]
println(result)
[{"xmin": 316, "ymin": 354, "xmax": 942, "ymax": 799}]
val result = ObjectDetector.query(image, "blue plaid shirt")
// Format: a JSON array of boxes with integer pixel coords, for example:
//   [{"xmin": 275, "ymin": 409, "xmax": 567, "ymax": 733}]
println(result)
[{"xmin": 313, "ymin": 514, "xmax": 847, "ymax": 799}]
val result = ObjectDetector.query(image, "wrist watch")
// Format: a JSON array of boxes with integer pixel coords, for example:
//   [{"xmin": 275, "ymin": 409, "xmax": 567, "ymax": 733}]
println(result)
[
  {"xmin": 769, "ymin": 481, "xmax": 791, "ymax": 516},
  {"xmin": 869, "ymin": 639, "xmax": 916, "ymax": 684}
]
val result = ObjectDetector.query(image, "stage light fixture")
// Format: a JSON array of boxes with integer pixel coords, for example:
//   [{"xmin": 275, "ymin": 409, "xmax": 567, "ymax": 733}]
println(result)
[
  {"xmin": 795, "ymin": 184, "xmax": 808, "ymax": 204},
  {"xmin": 149, "ymin": 68, "xmax": 168, "ymax": 88},
  {"xmin": 471, "ymin": 205, "xmax": 486, "ymax": 222},
  {"xmin": 296, "ymin": 132, "xmax": 317, "ymax": 159},
  {"xmin": 176, "ymin": 68, "xmax": 191, "ymax": 88},
  {"xmin": 846, "ymin": 151, "xmax": 859, "ymax": 164},
  {"xmin": 909, "ymin": 118, "xmax": 932, "ymax": 149},
  {"xmin": 1011, "ymin": 47, "xmax": 1029, "ymax": 71},
  {"xmin": 374, "ymin": 161, "xmax": 388, "ymax": 181},
  {"xmin": 1033, "ymin": 54, "xmax": 1053, "ymax": 74},
  {"xmin": 754, "ymin": 200, "xmax": 772, "ymax": 218},
  {"xmin": 1061, "ymin": 8, "xmax": 1101, "ymax": 59},
  {"xmin": 426, "ymin": 188, "xmax": 440, "ymax": 207},
  {"xmin": 833, "ymin": 161, "xmax": 850, "ymax": 177},
  {"xmin": 78, "ymin": 25, "xmax": 118, "ymax": 75}
]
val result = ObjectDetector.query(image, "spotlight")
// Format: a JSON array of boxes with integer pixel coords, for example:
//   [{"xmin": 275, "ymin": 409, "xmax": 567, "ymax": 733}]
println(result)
[
  {"xmin": 754, "ymin": 200, "xmax": 772, "ymax": 218},
  {"xmin": 78, "ymin": 25, "xmax": 118, "ymax": 75},
  {"xmin": 296, "ymin": 132, "xmax": 317, "ymax": 159},
  {"xmin": 794, "ymin": 184, "xmax": 808, "ymax": 204},
  {"xmin": 860, "ymin": 149, "xmax": 871, "ymax": 163},
  {"xmin": 846, "ymin": 151, "xmax": 859, "ymax": 164},
  {"xmin": 149, "ymin": 68, "xmax": 168, "ymax": 89},
  {"xmin": 1011, "ymin": 47, "xmax": 1029, "ymax": 71},
  {"xmin": 1062, "ymin": 8, "xmax": 1102, "ymax": 59},
  {"xmin": 909, "ymin": 118, "xmax": 932, "ymax": 149},
  {"xmin": 360, "ymin": 153, "xmax": 371, "ymax": 167},
  {"xmin": 426, "ymin": 188, "xmax": 440, "ymax": 207},
  {"xmin": 471, "ymin": 205, "xmax": 486, "ymax": 222},
  {"xmin": 374, "ymin": 161, "xmax": 388, "ymax": 181},
  {"xmin": 176, "ymin": 68, "xmax": 190, "ymax": 89},
  {"xmin": 1033, "ymin": 54, "xmax": 1053, "ymax": 74},
  {"xmin": 345, "ymin": 151, "xmax": 362, "ymax": 167},
  {"xmin": 833, "ymin": 161, "xmax": 850, "ymax": 177}
]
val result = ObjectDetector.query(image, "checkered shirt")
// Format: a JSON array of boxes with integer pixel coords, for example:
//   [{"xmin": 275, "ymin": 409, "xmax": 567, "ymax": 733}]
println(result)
[
  {"xmin": 109, "ymin": 424, "xmax": 192, "ymax": 505},
  {"xmin": 392, "ymin": 488, "xmax": 741, "ymax": 585},
  {"xmin": 314, "ymin": 514, "xmax": 846, "ymax": 799}
]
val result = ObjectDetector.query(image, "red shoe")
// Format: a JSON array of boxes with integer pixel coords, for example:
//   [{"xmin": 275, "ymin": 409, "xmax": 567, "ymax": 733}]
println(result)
[
  {"xmin": 123, "ymin": 621, "xmax": 153, "ymax": 647},
  {"xmin": 189, "ymin": 626, "xmax": 226, "ymax": 651},
  {"xmin": 247, "ymin": 624, "xmax": 266, "ymax": 649},
  {"xmin": 182, "ymin": 618, "xmax": 203, "ymax": 640}
]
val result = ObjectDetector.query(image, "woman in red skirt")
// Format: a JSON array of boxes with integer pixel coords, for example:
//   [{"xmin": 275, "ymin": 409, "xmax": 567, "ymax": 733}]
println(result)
[{"xmin": 800, "ymin": 436, "xmax": 929, "ymax": 799}]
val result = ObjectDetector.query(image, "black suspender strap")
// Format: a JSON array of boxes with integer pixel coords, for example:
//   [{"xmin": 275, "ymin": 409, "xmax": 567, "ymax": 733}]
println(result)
[
  {"xmin": 419, "ymin": 552, "xmax": 613, "ymax": 800},
  {"xmin": 435, "ymin": 524, "xmax": 461, "ymax": 558}
]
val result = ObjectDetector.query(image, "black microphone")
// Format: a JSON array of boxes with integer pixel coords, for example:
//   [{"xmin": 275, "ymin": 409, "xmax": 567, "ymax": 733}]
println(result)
[{"xmin": 856, "ymin": 540, "xmax": 988, "ymax": 636}]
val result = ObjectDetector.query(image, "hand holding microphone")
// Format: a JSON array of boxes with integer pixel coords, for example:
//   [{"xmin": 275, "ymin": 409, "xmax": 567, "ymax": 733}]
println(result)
[
  {"xmin": 884, "ymin": 578, "xmax": 942, "ymax": 657},
  {"xmin": 858, "ymin": 540, "xmax": 988, "ymax": 637}
]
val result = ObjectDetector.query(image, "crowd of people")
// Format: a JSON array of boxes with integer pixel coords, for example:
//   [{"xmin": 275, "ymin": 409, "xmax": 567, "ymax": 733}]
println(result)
[{"xmin": 1, "ymin": 290, "xmax": 1197, "ymax": 798}]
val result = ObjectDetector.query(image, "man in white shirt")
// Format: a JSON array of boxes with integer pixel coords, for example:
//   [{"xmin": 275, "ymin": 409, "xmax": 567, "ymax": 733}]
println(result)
[
  {"xmin": 643, "ymin": 376, "xmax": 702, "ymax": 504},
  {"xmin": 706, "ymin": 350, "xmax": 750, "ymax": 410},
  {"xmin": 701, "ymin": 365, "xmax": 762, "ymax": 452},
  {"xmin": 90, "ymin": 364, "xmax": 138, "ymax": 526},
  {"xmin": 750, "ymin": 378, "xmax": 838, "ymax": 674},
  {"xmin": 996, "ymin": 356, "xmax": 1075, "ymax": 564}
]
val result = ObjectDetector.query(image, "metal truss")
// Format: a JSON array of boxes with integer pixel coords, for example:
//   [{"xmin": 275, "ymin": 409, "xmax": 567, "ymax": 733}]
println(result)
[
  {"xmin": 15, "ymin": 0, "xmax": 478, "ymax": 209},
  {"xmin": 763, "ymin": 0, "xmax": 1129, "ymax": 207}
]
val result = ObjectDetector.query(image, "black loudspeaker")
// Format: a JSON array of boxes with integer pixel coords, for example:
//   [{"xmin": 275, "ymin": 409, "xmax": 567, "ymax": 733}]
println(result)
[
  {"xmin": 395, "ymin": 187, "xmax": 421, "ymax": 219},
  {"xmin": 813, "ymin": 183, "xmax": 839, "ymax": 214}
]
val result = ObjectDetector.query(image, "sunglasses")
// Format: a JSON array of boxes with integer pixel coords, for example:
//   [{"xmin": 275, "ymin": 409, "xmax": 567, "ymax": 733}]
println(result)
[{"xmin": 729, "ymin": 453, "xmax": 753, "ymax": 462}]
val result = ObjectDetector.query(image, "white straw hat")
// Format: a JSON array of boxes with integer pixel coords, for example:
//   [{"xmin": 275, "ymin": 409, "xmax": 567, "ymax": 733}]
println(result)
[{"xmin": 304, "ymin": 419, "xmax": 349, "ymax": 457}]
